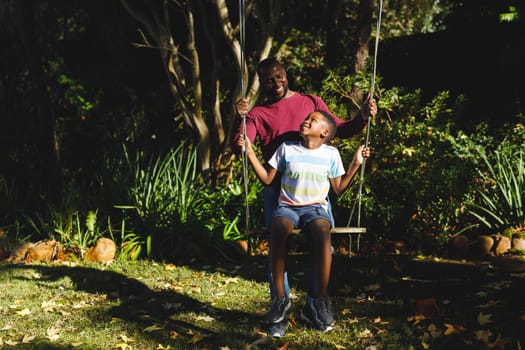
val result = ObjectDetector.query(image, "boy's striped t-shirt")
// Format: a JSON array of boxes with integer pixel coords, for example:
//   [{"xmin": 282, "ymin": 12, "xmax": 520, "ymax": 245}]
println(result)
[{"xmin": 268, "ymin": 141, "xmax": 345, "ymax": 209}]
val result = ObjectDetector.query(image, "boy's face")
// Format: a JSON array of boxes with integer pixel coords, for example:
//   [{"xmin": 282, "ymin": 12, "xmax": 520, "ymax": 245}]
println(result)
[{"xmin": 300, "ymin": 112, "xmax": 330, "ymax": 140}]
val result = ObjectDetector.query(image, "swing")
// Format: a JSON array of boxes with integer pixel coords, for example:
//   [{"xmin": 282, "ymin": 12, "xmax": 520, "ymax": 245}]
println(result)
[{"xmin": 238, "ymin": 0, "xmax": 383, "ymax": 257}]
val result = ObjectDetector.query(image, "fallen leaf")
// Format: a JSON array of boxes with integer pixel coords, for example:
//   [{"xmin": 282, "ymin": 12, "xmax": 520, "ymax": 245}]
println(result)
[
  {"xmin": 119, "ymin": 334, "xmax": 135, "ymax": 343},
  {"xmin": 474, "ymin": 329, "xmax": 492, "ymax": 343},
  {"xmin": 342, "ymin": 317, "xmax": 359, "ymax": 325},
  {"xmin": 189, "ymin": 331, "xmax": 203, "ymax": 344},
  {"xmin": 357, "ymin": 328, "xmax": 372, "ymax": 338},
  {"xmin": 443, "ymin": 323, "xmax": 465, "ymax": 336},
  {"xmin": 335, "ymin": 344, "xmax": 347, "ymax": 350},
  {"xmin": 165, "ymin": 264, "xmax": 177, "ymax": 271},
  {"xmin": 340, "ymin": 308, "xmax": 352, "ymax": 315},
  {"xmin": 41, "ymin": 301, "xmax": 58, "ymax": 312},
  {"xmin": 156, "ymin": 344, "xmax": 171, "ymax": 349},
  {"xmin": 46, "ymin": 327, "xmax": 60, "ymax": 341},
  {"xmin": 143, "ymin": 324, "xmax": 164, "ymax": 333},
  {"xmin": 477, "ymin": 312, "xmax": 492, "ymax": 325},
  {"xmin": 222, "ymin": 277, "xmax": 239, "ymax": 285},
  {"xmin": 407, "ymin": 314, "xmax": 426, "ymax": 325},
  {"xmin": 16, "ymin": 308, "xmax": 31, "ymax": 316},
  {"xmin": 114, "ymin": 343, "xmax": 132, "ymax": 350},
  {"xmin": 5, "ymin": 339, "xmax": 19, "ymax": 346},
  {"xmin": 195, "ymin": 315, "xmax": 215, "ymax": 322},
  {"xmin": 22, "ymin": 334, "xmax": 36, "ymax": 343},
  {"xmin": 427, "ymin": 323, "xmax": 442, "ymax": 339}
]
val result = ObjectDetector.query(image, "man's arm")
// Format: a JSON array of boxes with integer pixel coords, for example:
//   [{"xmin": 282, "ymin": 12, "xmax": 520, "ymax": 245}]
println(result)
[{"xmin": 328, "ymin": 97, "xmax": 378, "ymax": 139}]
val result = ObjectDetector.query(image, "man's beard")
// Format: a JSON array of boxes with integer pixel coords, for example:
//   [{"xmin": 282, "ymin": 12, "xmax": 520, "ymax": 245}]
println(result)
[{"xmin": 272, "ymin": 85, "xmax": 288, "ymax": 101}]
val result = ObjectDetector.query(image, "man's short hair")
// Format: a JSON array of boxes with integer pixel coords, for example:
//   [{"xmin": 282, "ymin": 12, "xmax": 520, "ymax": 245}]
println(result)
[
  {"xmin": 315, "ymin": 109, "xmax": 338, "ymax": 143},
  {"xmin": 257, "ymin": 57, "xmax": 282, "ymax": 76}
]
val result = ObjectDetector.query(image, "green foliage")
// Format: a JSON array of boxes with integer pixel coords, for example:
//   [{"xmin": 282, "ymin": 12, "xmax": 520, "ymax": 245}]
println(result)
[
  {"xmin": 462, "ymin": 128, "xmax": 525, "ymax": 234},
  {"xmin": 54, "ymin": 210, "xmax": 104, "ymax": 257},
  {"xmin": 125, "ymin": 142, "xmax": 205, "ymax": 229},
  {"xmin": 321, "ymin": 71, "xmax": 478, "ymax": 252},
  {"xmin": 110, "ymin": 206, "xmax": 148, "ymax": 261}
]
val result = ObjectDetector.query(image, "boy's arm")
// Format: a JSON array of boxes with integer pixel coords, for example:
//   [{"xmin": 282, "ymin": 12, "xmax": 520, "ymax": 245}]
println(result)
[
  {"xmin": 236, "ymin": 136, "xmax": 277, "ymax": 186},
  {"xmin": 330, "ymin": 145, "xmax": 369, "ymax": 195}
]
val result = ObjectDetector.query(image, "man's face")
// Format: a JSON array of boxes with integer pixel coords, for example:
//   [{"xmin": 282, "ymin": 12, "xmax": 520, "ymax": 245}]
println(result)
[{"xmin": 258, "ymin": 64, "xmax": 288, "ymax": 100}]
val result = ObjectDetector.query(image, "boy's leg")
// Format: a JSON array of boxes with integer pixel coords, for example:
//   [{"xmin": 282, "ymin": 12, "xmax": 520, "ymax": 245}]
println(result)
[
  {"xmin": 264, "ymin": 185, "xmax": 290, "ymax": 298},
  {"xmin": 306, "ymin": 218, "xmax": 332, "ymax": 297},
  {"xmin": 300, "ymin": 206, "xmax": 335, "ymax": 331},
  {"xmin": 266, "ymin": 207, "xmax": 298, "ymax": 325},
  {"xmin": 307, "ymin": 197, "xmax": 335, "ymax": 297},
  {"xmin": 269, "ymin": 216, "xmax": 295, "ymax": 297}
]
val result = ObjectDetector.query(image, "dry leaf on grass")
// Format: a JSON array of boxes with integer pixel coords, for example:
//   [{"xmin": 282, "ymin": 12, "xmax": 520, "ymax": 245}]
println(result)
[
  {"xmin": 16, "ymin": 308, "xmax": 31, "ymax": 316},
  {"xmin": 46, "ymin": 327, "xmax": 60, "ymax": 341},
  {"xmin": 143, "ymin": 324, "xmax": 165, "ymax": 332},
  {"xmin": 477, "ymin": 311, "xmax": 492, "ymax": 325},
  {"xmin": 22, "ymin": 334, "xmax": 36, "ymax": 343},
  {"xmin": 443, "ymin": 323, "xmax": 465, "ymax": 336},
  {"xmin": 119, "ymin": 334, "xmax": 135, "ymax": 343}
]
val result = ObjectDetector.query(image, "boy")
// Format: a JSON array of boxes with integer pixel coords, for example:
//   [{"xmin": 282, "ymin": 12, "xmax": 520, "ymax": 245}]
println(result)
[{"xmin": 236, "ymin": 109, "xmax": 370, "ymax": 333}]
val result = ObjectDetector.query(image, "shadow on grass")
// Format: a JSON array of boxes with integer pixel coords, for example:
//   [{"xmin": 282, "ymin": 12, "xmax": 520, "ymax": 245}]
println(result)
[{"xmin": 1, "ymin": 263, "xmax": 266, "ymax": 349}]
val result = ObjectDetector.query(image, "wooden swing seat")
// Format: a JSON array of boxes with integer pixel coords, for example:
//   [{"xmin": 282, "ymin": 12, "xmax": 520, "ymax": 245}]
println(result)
[{"xmin": 291, "ymin": 226, "xmax": 366, "ymax": 257}]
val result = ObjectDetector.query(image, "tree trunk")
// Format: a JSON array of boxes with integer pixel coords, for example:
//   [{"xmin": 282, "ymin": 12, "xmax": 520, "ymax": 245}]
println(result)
[
  {"xmin": 15, "ymin": 1, "xmax": 62, "ymax": 196},
  {"xmin": 348, "ymin": 0, "xmax": 373, "ymax": 119},
  {"xmin": 325, "ymin": 0, "xmax": 344, "ymax": 68}
]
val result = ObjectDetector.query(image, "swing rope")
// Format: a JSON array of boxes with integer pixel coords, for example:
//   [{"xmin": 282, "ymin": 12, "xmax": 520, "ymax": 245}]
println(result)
[
  {"xmin": 347, "ymin": 0, "xmax": 383, "ymax": 229},
  {"xmin": 239, "ymin": 0, "xmax": 250, "ymax": 230}
]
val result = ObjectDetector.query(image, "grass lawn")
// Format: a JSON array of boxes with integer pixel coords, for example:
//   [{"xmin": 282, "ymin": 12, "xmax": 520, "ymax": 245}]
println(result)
[{"xmin": 0, "ymin": 250, "xmax": 524, "ymax": 349}]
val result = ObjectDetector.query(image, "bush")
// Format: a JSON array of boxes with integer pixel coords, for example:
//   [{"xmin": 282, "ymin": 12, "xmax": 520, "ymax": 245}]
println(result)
[{"xmin": 321, "ymin": 72, "xmax": 479, "ymax": 254}]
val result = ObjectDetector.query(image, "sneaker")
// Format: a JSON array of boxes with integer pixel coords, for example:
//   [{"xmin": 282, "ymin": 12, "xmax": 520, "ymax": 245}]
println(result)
[
  {"xmin": 267, "ymin": 296, "xmax": 291, "ymax": 324},
  {"xmin": 268, "ymin": 319, "xmax": 287, "ymax": 337},
  {"xmin": 301, "ymin": 297, "xmax": 333, "ymax": 332},
  {"xmin": 319, "ymin": 296, "xmax": 334, "ymax": 326}
]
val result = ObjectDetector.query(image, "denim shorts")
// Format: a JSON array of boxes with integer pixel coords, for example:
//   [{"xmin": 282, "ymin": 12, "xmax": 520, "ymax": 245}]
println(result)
[{"xmin": 272, "ymin": 203, "xmax": 331, "ymax": 229}]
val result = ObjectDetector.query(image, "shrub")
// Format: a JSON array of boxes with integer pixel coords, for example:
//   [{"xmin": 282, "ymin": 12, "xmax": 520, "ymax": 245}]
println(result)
[{"xmin": 462, "ymin": 125, "xmax": 525, "ymax": 235}]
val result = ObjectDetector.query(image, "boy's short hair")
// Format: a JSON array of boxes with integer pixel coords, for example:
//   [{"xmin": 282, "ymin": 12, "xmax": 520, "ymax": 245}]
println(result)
[{"xmin": 315, "ymin": 109, "xmax": 338, "ymax": 143}]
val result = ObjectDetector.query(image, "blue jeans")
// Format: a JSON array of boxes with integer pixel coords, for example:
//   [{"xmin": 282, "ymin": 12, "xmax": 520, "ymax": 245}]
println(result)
[{"xmin": 264, "ymin": 185, "xmax": 335, "ymax": 298}]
